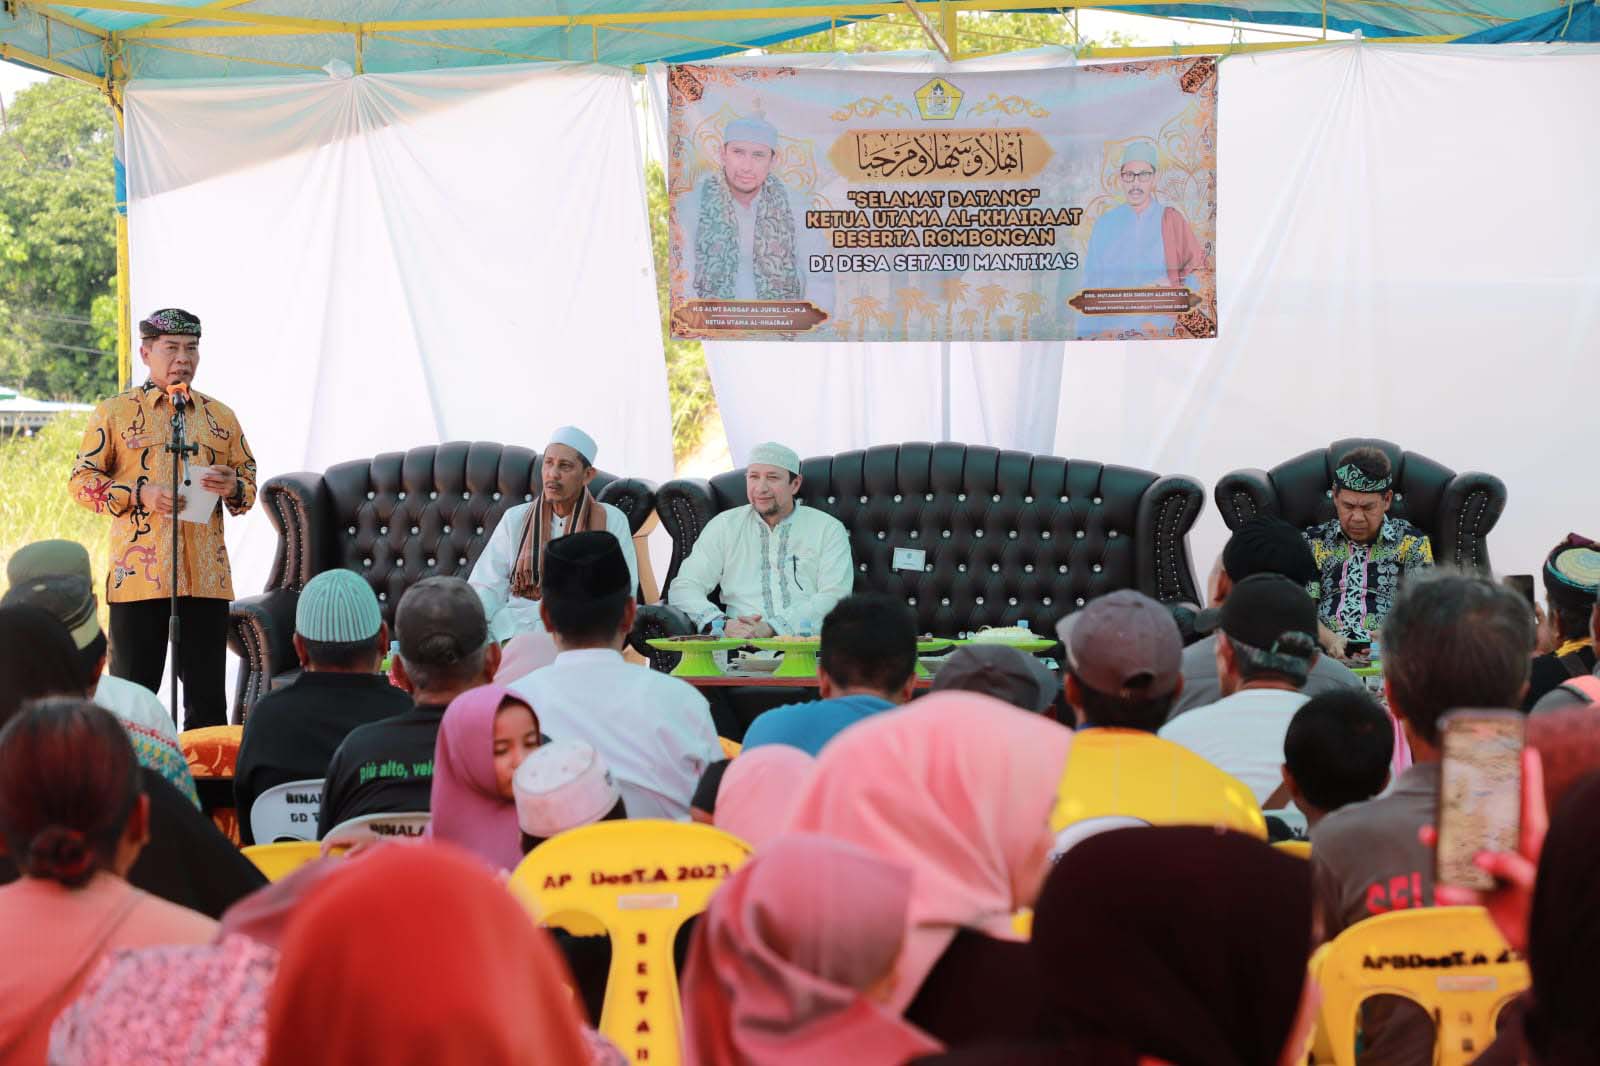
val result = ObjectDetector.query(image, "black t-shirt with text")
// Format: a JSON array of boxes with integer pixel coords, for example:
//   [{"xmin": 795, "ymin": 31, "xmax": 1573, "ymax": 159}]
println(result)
[
  {"xmin": 318, "ymin": 703, "xmax": 446, "ymax": 838},
  {"xmin": 235, "ymin": 671, "xmax": 413, "ymax": 845}
]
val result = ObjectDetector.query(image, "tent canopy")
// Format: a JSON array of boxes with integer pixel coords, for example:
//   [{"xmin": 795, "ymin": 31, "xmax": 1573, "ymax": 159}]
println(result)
[{"xmin": 1, "ymin": 0, "xmax": 1581, "ymax": 88}]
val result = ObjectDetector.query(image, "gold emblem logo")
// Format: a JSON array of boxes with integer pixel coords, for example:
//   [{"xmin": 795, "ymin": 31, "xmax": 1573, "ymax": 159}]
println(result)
[{"xmin": 914, "ymin": 78, "xmax": 962, "ymax": 120}]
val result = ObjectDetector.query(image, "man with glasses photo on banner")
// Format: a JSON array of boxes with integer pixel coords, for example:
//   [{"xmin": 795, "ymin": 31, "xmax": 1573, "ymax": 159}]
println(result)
[{"xmin": 1077, "ymin": 141, "xmax": 1205, "ymax": 338}]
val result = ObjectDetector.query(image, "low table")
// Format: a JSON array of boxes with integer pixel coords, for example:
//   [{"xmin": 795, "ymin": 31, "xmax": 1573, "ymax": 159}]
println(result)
[{"xmin": 685, "ymin": 672, "xmax": 935, "ymax": 689}]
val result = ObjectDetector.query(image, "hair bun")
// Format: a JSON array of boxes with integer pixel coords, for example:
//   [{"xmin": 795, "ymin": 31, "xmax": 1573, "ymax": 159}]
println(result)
[{"xmin": 26, "ymin": 825, "xmax": 98, "ymax": 887}]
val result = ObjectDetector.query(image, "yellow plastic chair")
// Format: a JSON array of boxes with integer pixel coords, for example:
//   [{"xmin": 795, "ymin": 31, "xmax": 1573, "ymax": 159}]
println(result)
[
  {"xmin": 241, "ymin": 841, "xmax": 324, "ymax": 882},
  {"xmin": 1051, "ymin": 728, "xmax": 1267, "ymax": 839},
  {"xmin": 1315, "ymin": 906, "xmax": 1528, "ymax": 1066},
  {"xmin": 1275, "ymin": 839, "xmax": 1312, "ymax": 859},
  {"xmin": 507, "ymin": 819, "xmax": 752, "ymax": 1066}
]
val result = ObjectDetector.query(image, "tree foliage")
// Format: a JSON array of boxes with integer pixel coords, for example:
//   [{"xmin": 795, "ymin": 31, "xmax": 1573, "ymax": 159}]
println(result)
[{"xmin": 0, "ymin": 78, "xmax": 117, "ymax": 401}]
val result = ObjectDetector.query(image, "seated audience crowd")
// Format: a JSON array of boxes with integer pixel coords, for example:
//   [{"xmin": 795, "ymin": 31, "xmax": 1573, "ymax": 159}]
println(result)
[{"xmin": 3, "ymin": 509, "xmax": 1599, "ymax": 1066}]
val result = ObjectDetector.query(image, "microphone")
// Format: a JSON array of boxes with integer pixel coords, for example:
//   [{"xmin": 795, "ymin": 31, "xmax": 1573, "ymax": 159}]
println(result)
[{"xmin": 166, "ymin": 382, "xmax": 191, "ymax": 409}]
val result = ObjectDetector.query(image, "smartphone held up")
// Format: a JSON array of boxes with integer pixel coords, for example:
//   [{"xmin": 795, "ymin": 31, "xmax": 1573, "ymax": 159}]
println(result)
[{"xmin": 1435, "ymin": 709, "xmax": 1525, "ymax": 892}]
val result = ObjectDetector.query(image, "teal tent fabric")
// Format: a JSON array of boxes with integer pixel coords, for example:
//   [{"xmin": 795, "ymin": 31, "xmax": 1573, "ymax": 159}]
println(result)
[
  {"xmin": 0, "ymin": 0, "xmax": 1578, "ymax": 84},
  {"xmin": 1456, "ymin": 0, "xmax": 1600, "ymax": 39}
]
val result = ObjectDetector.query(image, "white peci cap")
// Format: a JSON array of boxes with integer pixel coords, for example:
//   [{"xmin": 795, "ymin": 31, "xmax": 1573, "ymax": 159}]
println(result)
[
  {"xmin": 546, "ymin": 426, "xmax": 598, "ymax": 466},
  {"xmin": 514, "ymin": 738, "xmax": 621, "ymax": 839}
]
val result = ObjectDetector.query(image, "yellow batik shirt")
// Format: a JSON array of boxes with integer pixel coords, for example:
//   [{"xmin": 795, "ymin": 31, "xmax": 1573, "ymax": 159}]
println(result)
[{"xmin": 69, "ymin": 382, "xmax": 257, "ymax": 603}]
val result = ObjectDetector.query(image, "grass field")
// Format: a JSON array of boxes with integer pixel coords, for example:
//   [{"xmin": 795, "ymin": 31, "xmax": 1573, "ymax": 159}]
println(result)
[{"xmin": 0, "ymin": 413, "xmax": 111, "ymax": 620}]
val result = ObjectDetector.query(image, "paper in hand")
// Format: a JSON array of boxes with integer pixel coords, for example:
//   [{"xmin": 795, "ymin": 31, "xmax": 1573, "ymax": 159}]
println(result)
[{"xmin": 177, "ymin": 464, "xmax": 221, "ymax": 524}]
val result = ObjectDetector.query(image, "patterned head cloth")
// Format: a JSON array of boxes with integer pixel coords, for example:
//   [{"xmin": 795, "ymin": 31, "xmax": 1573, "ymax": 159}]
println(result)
[
  {"xmin": 1332, "ymin": 450, "xmax": 1393, "ymax": 494},
  {"xmin": 138, "ymin": 308, "xmax": 202, "ymax": 339},
  {"xmin": 747, "ymin": 441, "xmax": 800, "ymax": 476},
  {"xmin": 724, "ymin": 114, "xmax": 778, "ymax": 150},
  {"xmin": 1543, "ymin": 533, "xmax": 1600, "ymax": 612}
]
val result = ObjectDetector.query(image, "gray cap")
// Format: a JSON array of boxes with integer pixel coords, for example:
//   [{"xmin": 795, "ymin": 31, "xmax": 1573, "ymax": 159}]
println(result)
[
  {"xmin": 929, "ymin": 644, "xmax": 1059, "ymax": 713},
  {"xmin": 1055, "ymin": 589, "xmax": 1182, "ymax": 698},
  {"xmin": 395, "ymin": 577, "xmax": 487, "ymax": 666},
  {"xmin": 3, "ymin": 539, "xmax": 101, "ymax": 650}
]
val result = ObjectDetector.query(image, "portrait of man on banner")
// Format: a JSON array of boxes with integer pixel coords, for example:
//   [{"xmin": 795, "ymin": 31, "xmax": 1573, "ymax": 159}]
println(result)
[
  {"xmin": 1078, "ymin": 141, "xmax": 1207, "ymax": 337},
  {"xmin": 680, "ymin": 114, "xmax": 811, "ymax": 302}
]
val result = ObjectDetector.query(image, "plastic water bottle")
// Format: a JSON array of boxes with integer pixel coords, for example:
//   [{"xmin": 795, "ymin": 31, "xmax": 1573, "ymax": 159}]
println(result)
[{"xmin": 1369, "ymin": 634, "xmax": 1382, "ymax": 664}]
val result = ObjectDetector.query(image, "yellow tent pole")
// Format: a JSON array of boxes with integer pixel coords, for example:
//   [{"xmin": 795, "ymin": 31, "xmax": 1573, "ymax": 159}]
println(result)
[
  {"xmin": 115, "ymin": 214, "xmax": 131, "ymax": 389},
  {"xmin": 942, "ymin": 0, "xmax": 959, "ymax": 58},
  {"xmin": 109, "ymin": 72, "xmax": 132, "ymax": 391},
  {"xmin": 0, "ymin": 43, "xmax": 107, "ymax": 87}
]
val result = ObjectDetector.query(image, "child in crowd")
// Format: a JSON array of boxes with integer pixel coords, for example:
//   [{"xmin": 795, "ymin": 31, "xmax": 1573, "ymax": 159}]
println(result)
[{"xmin": 1279, "ymin": 689, "xmax": 1395, "ymax": 834}]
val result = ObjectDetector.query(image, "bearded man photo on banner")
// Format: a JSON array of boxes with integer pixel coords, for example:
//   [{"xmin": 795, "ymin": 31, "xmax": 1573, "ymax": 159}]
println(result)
[
  {"xmin": 68, "ymin": 308, "xmax": 257, "ymax": 728},
  {"xmin": 680, "ymin": 114, "xmax": 818, "ymax": 303}
]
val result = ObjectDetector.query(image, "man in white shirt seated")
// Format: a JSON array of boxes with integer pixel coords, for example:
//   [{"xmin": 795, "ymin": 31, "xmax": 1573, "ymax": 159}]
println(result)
[
  {"xmin": 512, "ymin": 531, "xmax": 721, "ymax": 820},
  {"xmin": 1159, "ymin": 573, "xmax": 1321, "ymax": 808},
  {"xmin": 667, "ymin": 442, "xmax": 852, "ymax": 639},
  {"xmin": 469, "ymin": 426, "xmax": 638, "ymax": 643}
]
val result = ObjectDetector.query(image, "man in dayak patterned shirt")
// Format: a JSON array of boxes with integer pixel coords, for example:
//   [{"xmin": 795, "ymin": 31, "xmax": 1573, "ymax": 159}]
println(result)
[
  {"xmin": 1304, "ymin": 446, "xmax": 1433, "ymax": 659},
  {"xmin": 68, "ymin": 309, "xmax": 256, "ymax": 728}
]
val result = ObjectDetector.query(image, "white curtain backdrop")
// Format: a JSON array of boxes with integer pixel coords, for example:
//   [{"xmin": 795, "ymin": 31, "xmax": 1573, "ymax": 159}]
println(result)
[
  {"xmin": 124, "ymin": 62, "xmax": 674, "ymax": 619},
  {"xmin": 658, "ymin": 44, "xmax": 1600, "ymax": 584},
  {"xmin": 1071, "ymin": 42, "xmax": 1600, "ymax": 582}
]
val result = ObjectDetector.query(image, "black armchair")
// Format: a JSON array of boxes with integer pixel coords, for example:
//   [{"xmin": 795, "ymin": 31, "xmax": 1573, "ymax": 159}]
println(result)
[
  {"xmin": 228, "ymin": 441, "xmax": 655, "ymax": 722},
  {"xmin": 1214, "ymin": 437, "xmax": 1505, "ymax": 571},
  {"xmin": 630, "ymin": 442, "xmax": 1204, "ymax": 672}
]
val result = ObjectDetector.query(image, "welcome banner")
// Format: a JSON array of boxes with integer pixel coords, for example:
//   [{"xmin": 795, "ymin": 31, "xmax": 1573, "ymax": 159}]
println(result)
[{"xmin": 667, "ymin": 58, "xmax": 1219, "ymax": 344}]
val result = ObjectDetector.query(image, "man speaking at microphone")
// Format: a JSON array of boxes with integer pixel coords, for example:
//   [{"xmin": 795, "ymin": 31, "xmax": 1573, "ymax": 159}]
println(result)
[{"xmin": 68, "ymin": 308, "xmax": 257, "ymax": 728}]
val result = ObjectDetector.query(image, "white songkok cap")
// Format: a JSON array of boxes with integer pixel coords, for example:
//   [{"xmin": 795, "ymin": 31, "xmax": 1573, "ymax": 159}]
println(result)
[
  {"xmin": 747, "ymin": 441, "xmax": 800, "ymax": 476},
  {"xmin": 514, "ymin": 738, "xmax": 621, "ymax": 839},
  {"xmin": 546, "ymin": 426, "xmax": 598, "ymax": 466}
]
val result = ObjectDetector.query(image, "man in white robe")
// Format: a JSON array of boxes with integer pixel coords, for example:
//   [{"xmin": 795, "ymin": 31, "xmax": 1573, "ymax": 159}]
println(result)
[
  {"xmin": 668, "ymin": 442, "xmax": 853, "ymax": 639},
  {"xmin": 469, "ymin": 426, "xmax": 637, "ymax": 643},
  {"xmin": 510, "ymin": 531, "xmax": 721, "ymax": 820}
]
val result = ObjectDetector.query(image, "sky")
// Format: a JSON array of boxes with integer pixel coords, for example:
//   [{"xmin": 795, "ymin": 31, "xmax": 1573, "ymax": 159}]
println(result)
[{"xmin": 0, "ymin": 58, "xmax": 49, "ymax": 108}]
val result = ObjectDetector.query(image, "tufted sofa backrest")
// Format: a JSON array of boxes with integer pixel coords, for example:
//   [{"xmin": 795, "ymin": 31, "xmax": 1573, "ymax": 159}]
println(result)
[
  {"xmin": 310, "ymin": 441, "xmax": 647, "ymax": 625},
  {"xmin": 665, "ymin": 442, "xmax": 1194, "ymax": 636},
  {"xmin": 1257, "ymin": 438, "xmax": 1451, "ymax": 533}
]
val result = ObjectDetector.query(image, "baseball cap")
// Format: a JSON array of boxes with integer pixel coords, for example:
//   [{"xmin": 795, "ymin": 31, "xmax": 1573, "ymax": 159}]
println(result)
[
  {"xmin": 930, "ymin": 644, "xmax": 1059, "ymax": 713},
  {"xmin": 1055, "ymin": 589, "xmax": 1182, "ymax": 698},
  {"xmin": 1196, "ymin": 572, "xmax": 1318, "ymax": 652},
  {"xmin": 395, "ymin": 577, "xmax": 488, "ymax": 666},
  {"xmin": 3, "ymin": 540, "xmax": 101, "ymax": 649}
]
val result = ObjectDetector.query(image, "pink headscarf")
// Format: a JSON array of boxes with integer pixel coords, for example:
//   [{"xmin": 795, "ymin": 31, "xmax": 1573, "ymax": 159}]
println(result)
[
  {"xmin": 682, "ymin": 833, "xmax": 943, "ymax": 1066},
  {"xmin": 429, "ymin": 684, "xmax": 532, "ymax": 873},
  {"xmin": 494, "ymin": 630, "xmax": 559, "ymax": 686},
  {"xmin": 785, "ymin": 692, "xmax": 1074, "ymax": 1012},
  {"xmin": 714, "ymin": 745, "xmax": 815, "ymax": 849}
]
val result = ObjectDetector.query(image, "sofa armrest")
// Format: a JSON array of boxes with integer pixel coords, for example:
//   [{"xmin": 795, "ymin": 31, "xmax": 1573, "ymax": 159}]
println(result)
[
  {"xmin": 654, "ymin": 479, "xmax": 718, "ymax": 595},
  {"xmin": 1434, "ymin": 471, "xmax": 1506, "ymax": 573},
  {"xmin": 228, "ymin": 588, "xmax": 300, "ymax": 723},
  {"xmin": 1213, "ymin": 468, "xmax": 1278, "ymax": 531},
  {"xmin": 1135, "ymin": 474, "xmax": 1204, "ymax": 605},
  {"xmin": 258, "ymin": 471, "xmax": 329, "ymax": 591},
  {"xmin": 629, "ymin": 603, "xmax": 698, "ymax": 673},
  {"xmin": 598, "ymin": 478, "xmax": 658, "ymax": 536}
]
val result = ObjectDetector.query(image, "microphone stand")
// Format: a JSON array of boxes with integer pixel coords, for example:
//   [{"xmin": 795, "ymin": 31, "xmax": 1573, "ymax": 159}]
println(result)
[{"xmin": 165, "ymin": 394, "xmax": 198, "ymax": 728}]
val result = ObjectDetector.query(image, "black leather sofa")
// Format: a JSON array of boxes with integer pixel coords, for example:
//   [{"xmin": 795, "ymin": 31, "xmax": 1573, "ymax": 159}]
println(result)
[
  {"xmin": 1214, "ymin": 437, "xmax": 1505, "ymax": 571},
  {"xmin": 631, "ymin": 442, "xmax": 1205, "ymax": 672},
  {"xmin": 227, "ymin": 441, "xmax": 655, "ymax": 722}
]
